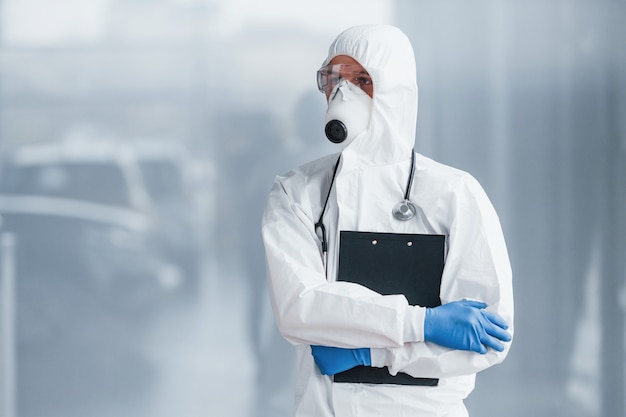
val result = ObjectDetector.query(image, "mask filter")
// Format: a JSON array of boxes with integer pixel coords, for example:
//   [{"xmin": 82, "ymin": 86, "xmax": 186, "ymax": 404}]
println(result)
[
  {"xmin": 324, "ymin": 80, "xmax": 372, "ymax": 146},
  {"xmin": 325, "ymin": 120, "xmax": 348, "ymax": 144}
]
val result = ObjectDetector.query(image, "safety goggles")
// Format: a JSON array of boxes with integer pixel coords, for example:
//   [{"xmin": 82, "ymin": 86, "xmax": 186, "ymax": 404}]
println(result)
[{"xmin": 316, "ymin": 64, "xmax": 373, "ymax": 97}]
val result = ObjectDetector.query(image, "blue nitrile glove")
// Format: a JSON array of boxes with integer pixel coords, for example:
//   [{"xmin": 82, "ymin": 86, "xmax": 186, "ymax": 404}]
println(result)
[
  {"xmin": 310, "ymin": 345, "xmax": 371, "ymax": 376},
  {"xmin": 424, "ymin": 299, "xmax": 511, "ymax": 354}
]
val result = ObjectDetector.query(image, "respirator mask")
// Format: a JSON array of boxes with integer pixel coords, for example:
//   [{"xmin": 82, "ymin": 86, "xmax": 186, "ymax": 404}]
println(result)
[{"xmin": 317, "ymin": 64, "xmax": 373, "ymax": 146}]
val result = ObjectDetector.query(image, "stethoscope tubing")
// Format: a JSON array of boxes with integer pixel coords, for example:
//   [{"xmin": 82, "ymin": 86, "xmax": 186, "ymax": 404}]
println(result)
[
  {"xmin": 404, "ymin": 150, "xmax": 416, "ymax": 201},
  {"xmin": 315, "ymin": 149, "xmax": 417, "ymax": 273}
]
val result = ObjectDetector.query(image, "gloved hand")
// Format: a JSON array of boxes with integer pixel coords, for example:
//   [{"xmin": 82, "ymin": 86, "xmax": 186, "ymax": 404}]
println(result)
[
  {"xmin": 424, "ymin": 299, "xmax": 511, "ymax": 354},
  {"xmin": 310, "ymin": 345, "xmax": 371, "ymax": 376}
]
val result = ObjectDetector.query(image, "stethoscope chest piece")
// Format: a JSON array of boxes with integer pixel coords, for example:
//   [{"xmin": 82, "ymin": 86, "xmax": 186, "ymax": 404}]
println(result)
[
  {"xmin": 392, "ymin": 199, "xmax": 417, "ymax": 221},
  {"xmin": 391, "ymin": 150, "xmax": 417, "ymax": 221}
]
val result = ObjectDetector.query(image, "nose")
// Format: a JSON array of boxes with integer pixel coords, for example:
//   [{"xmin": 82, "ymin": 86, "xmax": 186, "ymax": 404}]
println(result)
[{"xmin": 327, "ymin": 79, "xmax": 352, "ymax": 101}]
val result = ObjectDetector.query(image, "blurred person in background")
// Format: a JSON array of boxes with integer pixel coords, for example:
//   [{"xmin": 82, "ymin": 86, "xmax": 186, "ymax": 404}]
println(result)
[
  {"xmin": 261, "ymin": 24, "xmax": 514, "ymax": 417},
  {"xmin": 213, "ymin": 110, "xmax": 297, "ymax": 417}
]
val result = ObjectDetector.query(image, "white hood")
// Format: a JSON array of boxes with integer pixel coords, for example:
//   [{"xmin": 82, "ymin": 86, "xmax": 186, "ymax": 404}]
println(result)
[{"xmin": 323, "ymin": 24, "xmax": 418, "ymax": 166}]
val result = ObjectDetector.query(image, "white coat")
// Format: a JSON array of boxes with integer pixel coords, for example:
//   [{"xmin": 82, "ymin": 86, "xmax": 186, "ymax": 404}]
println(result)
[{"xmin": 262, "ymin": 24, "xmax": 514, "ymax": 417}]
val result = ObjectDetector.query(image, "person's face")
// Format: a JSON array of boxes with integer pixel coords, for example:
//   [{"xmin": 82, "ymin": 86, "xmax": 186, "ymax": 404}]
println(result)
[{"xmin": 317, "ymin": 55, "xmax": 373, "ymax": 100}]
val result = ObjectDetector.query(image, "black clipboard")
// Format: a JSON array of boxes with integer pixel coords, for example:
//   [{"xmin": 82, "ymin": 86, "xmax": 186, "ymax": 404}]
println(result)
[{"xmin": 333, "ymin": 231, "xmax": 444, "ymax": 386}]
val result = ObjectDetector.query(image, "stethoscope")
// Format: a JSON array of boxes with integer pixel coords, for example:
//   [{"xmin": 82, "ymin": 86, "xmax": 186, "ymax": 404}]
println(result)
[{"xmin": 314, "ymin": 149, "xmax": 417, "ymax": 271}]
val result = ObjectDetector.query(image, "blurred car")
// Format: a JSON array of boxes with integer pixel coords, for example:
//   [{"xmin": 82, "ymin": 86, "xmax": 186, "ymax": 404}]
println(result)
[
  {"xmin": 0, "ymin": 138, "xmax": 208, "ymax": 416},
  {"xmin": 129, "ymin": 138, "xmax": 205, "ymax": 296},
  {"xmin": 0, "ymin": 139, "xmax": 204, "ymax": 312}
]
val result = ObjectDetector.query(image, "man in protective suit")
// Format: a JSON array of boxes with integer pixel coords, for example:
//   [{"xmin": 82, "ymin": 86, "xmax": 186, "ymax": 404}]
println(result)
[{"xmin": 262, "ymin": 24, "xmax": 514, "ymax": 417}]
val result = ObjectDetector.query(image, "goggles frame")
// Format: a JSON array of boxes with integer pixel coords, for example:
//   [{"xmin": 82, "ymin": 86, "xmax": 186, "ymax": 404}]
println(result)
[{"xmin": 316, "ymin": 64, "xmax": 373, "ymax": 97}]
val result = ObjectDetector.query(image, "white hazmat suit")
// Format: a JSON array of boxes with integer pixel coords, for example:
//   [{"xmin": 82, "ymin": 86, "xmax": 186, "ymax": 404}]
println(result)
[{"xmin": 262, "ymin": 24, "xmax": 514, "ymax": 417}]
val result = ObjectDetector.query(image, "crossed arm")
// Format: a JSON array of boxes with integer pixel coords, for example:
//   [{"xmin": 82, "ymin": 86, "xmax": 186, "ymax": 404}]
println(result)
[{"xmin": 262, "ymin": 173, "xmax": 514, "ymax": 379}]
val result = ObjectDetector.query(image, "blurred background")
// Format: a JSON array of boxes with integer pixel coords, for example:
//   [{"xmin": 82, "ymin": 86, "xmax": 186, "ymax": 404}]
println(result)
[{"xmin": 0, "ymin": 1, "xmax": 624, "ymax": 417}]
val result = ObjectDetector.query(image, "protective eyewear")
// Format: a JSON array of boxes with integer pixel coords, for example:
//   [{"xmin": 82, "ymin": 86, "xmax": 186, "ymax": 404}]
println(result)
[{"xmin": 316, "ymin": 64, "xmax": 373, "ymax": 97}]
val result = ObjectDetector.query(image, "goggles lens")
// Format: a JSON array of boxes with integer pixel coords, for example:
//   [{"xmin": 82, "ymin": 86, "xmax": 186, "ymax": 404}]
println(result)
[{"xmin": 316, "ymin": 64, "xmax": 373, "ymax": 97}]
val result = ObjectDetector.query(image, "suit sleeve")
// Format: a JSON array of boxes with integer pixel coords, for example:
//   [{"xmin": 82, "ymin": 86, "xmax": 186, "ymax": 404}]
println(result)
[
  {"xmin": 262, "ymin": 175, "xmax": 426, "ymax": 349},
  {"xmin": 370, "ymin": 173, "xmax": 514, "ymax": 377}
]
